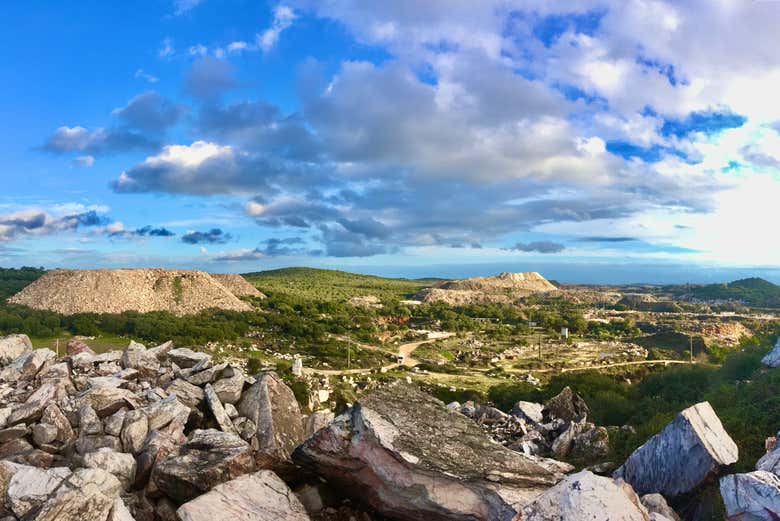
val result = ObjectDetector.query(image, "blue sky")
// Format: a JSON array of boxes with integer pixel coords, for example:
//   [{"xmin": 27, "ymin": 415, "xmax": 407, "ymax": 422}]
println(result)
[{"xmin": 1, "ymin": 0, "xmax": 779, "ymax": 283}]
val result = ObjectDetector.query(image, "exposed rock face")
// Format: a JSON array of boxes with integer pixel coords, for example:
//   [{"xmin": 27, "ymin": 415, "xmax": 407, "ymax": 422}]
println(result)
[
  {"xmin": 720, "ymin": 471, "xmax": 780, "ymax": 520},
  {"xmin": 521, "ymin": 470, "xmax": 651, "ymax": 520},
  {"xmin": 614, "ymin": 401, "xmax": 738, "ymax": 497},
  {"xmin": 238, "ymin": 372, "xmax": 305, "ymax": 465},
  {"xmin": 761, "ymin": 336, "xmax": 780, "ymax": 368},
  {"xmin": 210, "ymin": 273, "xmax": 266, "ymax": 298},
  {"xmin": 543, "ymin": 386, "xmax": 590, "ymax": 423},
  {"xmin": 293, "ymin": 384, "xmax": 572, "ymax": 521},
  {"xmin": 417, "ymin": 272, "xmax": 557, "ymax": 305},
  {"xmin": 176, "ymin": 470, "xmax": 310, "ymax": 521},
  {"xmin": 8, "ymin": 268, "xmax": 253, "ymax": 316}
]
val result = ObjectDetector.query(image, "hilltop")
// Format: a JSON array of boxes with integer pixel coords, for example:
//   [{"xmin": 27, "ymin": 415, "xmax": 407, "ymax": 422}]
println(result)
[
  {"xmin": 670, "ymin": 277, "xmax": 780, "ymax": 308},
  {"xmin": 8, "ymin": 269, "xmax": 253, "ymax": 315},
  {"xmin": 416, "ymin": 271, "xmax": 557, "ymax": 305},
  {"xmin": 242, "ymin": 267, "xmax": 428, "ymax": 302}
]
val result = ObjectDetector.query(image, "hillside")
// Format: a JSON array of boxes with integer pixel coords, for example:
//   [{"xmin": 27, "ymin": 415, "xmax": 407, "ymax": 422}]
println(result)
[
  {"xmin": 672, "ymin": 277, "xmax": 780, "ymax": 308},
  {"xmin": 8, "ymin": 269, "xmax": 253, "ymax": 315},
  {"xmin": 242, "ymin": 267, "xmax": 427, "ymax": 302},
  {"xmin": 417, "ymin": 271, "xmax": 557, "ymax": 305},
  {"xmin": 211, "ymin": 273, "xmax": 266, "ymax": 298},
  {"xmin": 0, "ymin": 267, "xmax": 45, "ymax": 299}
]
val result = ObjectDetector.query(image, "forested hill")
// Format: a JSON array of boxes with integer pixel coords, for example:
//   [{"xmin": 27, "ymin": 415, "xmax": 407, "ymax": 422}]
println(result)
[
  {"xmin": 671, "ymin": 277, "xmax": 780, "ymax": 308},
  {"xmin": 242, "ymin": 267, "xmax": 431, "ymax": 302},
  {"xmin": 0, "ymin": 267, "xmax": 46, "ymax": 299}
]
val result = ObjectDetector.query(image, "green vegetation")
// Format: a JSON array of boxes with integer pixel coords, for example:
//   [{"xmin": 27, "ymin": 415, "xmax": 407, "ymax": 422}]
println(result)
[
  {"xmin": 172, "ymin": 275, "xmax": 184, "ymax": 304},
  {"xmin": 243, "ymin": 267, "xmax": 427, "ymax": 302},
  {"xmin": 0, "ymin": 267, "xmax": 45, "ymax": 299},
  {"xmin": 670, "ymin": 277, "xmax": 780, "ymax": 308}
]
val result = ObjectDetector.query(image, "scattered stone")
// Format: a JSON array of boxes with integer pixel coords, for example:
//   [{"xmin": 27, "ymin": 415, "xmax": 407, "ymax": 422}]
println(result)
[
  {"xmin": 83, "ymin": 448, "xmax": 137, "ymax": 490},
  {"xmin": 761, "ymin": 336, "xmax": 780, "ymax": 368},
  {"xmin": 0, "ymin": 334, "xmax": 32, "ymax": 365},
  {"xmin": 120, "ymin": 409, "xmax": 149, "ymax": 454},
  {"xmin": 212, "ymin": 373, "xmax": 245, "ymax": 404},
  {"xmin": 168, "ymin": 348, "xmax": 211, "ymax": 369},
  {"xmin": 614, "ymin": 401, "xmax": 738, "ymax": 497},
  {"xmin": 543, "ymin": 386, "xmax": 589, "ymax": 423},
  {"xmin": 641, "ymin": 493, "xmax": 682, "ymax": 521},
  {"xmin": 511, "ymin": 401, "xmax": 544, "ymax": 424},
  {"xmin": 204, "ymin": 383, "xmax": 238, "ymax": 435},
  {"xmin": 142, "ymin": 393, "xmax": 189, "ymax": 430},
  {"xmin": 166, "ymin": 378, "xmax": 205, "ymax": 409},
  {"xmin": 66, "ymin": 339, "xmax": 95, "ymax": 356},
  {"xmin": 176, "ymin": 470, "xmax": 311, "ymax": 521}
]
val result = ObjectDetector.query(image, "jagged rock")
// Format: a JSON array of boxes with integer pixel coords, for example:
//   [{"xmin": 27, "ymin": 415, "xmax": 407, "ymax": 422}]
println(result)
[
  {"xmin": 474, "ymin": 405, "xmax": 509, "ymax": 425},
  {"xmin": 31, "ymin": 423, "xmax": 58, "ymax": 447},
  {"xmin": 511, "ymin": 401, "xmax": 544, "ymax": 424},
  {"xmin": 168, "ymin": 348, "xmax": 211, "ymax": 369},
  {"xmin": 212, "ymin": 373, "xmax": 244, "ymax": 404},
  {"xmin": 0, "ymin": 424, "xmax": 28, "ymax": 443},
  {"xmin": 166, "ymin": 379, "xmax": 205, "ymax": 409},
  {"xmin": 88, "ymin": 376, "xmax": 127, "ymax": 389},
  {"xmin": 121, "ymin": 341, "xmax": 160, "ymax": 377},
  {"xmin": 543, "ymin": 386, "xmax": 589, "ymax": 423},
  {"xmin": 761, "ymin": 337, "xmax": 780, "ymax": 368},
  {"xmin": 204, "ymin": 383, "xmax": 237, "ymax": 435},
  {"xmin": 151, "ymin": 429, "xmax": 255, "ymax": 503},
  {"xmin": 79, "ymin": 403, "xmax": 103, "ymax": 435},
  {"xmin": 6, "ymin": 465, "xmax": 72, "ymax": 517},
  {"xmin": 107, "ymin": 497, "xmax": 135, "ymax": 521},
  {"xmin": 134, "ymin": 428, "xmax": 182, "ymax": 490},
  {"xmin": 104, "ymin": 409, "xmax": 127, "ymax": 437},
  {"xmin": 294, "ymin": 384, "xmax": 572, "ymax": 521},
  {"xmin": 641, "ymin": 493, "xmax": 681, "ymax": 521},
  {"xmin": 80, "ymin": 387, "xmax": 139, "ymax": 417},
  {"xmin": 184, "ymin": 363, "xmax": 226, "ymax": 386},
  {"xmin": 41, "ymin": 403, "xmax": 75, "ymax": 444},
  {"xmin": 147, "ymin": 340, "xmax": 174, "ymax": 361},
  {"xmin": 66, "ymin": 339, "xmax": 95, "ymax": 356},
  {"xmin": 237, "ymin": 372, "xmax": 305, "ymax": 465},
  {"xmin": 304, "ymin": 410, "xmax": 335, "ymax": 438},
  {"xmin": 614, "ymin": 401, "xmax": 738, "ymax": 497},
  {"xmin": 121, "ymin": 409, "xmax": 149, "ymax": 454},
  {"xmin": 572, "ymin": 425, "xmax": 610, "ymax": 460},
  {"xmin": 232, "ymin": 417, "xmax": 256, "ymax": 441},
  {"xmin": 0, "ymin": 334, "xmax": 32, "ymax": 365},
  {"xmin": 720, "ymin": 470, "xmax": 780, "ymax": 520},
  {"xmin": 224, "ymin": 403, "xmax": 239, "ymax": 419},
  {"xmin": 176, "ymin": 470, "xmax": 311, "ymax": 521},
  {"xmin": 0, "ymin": 348, "xmax": 56, "ymax": 382},
  {"xmin": 83, "ymin": 448, "xmax": 137, "ymax": 490},
  {"xmin": 142, "ymin": 393, "xmax": 189, "ymax": 430},
  {"xmin": 76, "ymin": 434, "xmax": 122, "ymax": 455},
  {"xmin": 521, "ymin": 470, "xmax": 650, "ymax": 520},
  {"xmin": 31, "ymin": 468, "xmax": 122, "ymax": 521},
  {"xmin": 8, "ymin": 382, "xmax": 66, "ymax": 425}
]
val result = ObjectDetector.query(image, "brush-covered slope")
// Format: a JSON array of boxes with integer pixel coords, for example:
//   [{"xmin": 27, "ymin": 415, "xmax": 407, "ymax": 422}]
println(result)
[
  {"xmin": 8, "ymin": 269, "xmax": 253, "ymax": 315},
  {"xmin": 211, "ymin": 273, "xmax": 266, "ymax": 298}
]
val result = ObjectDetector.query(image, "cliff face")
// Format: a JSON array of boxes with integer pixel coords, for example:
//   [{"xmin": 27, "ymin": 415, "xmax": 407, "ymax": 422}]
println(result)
[{"xmin": 7, "ymin": 269, "xmax": 253, "ymax": 316}]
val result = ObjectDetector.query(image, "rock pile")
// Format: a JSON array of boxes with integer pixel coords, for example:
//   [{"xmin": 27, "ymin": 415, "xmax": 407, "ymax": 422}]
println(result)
[
  {"xmin": 416, "ymin": 271, "xmax": 557, "ymax": 305},
  {"xmin": 210, "ymin": 274, "xmax": 266, "ymax": 299},
  {"xmin": 453, "ymin": 386, "xmax": 610, "ymax": 462},
  {"xmin": 7, "ymin": 269, "xmax": 254, "ymax": 316}
]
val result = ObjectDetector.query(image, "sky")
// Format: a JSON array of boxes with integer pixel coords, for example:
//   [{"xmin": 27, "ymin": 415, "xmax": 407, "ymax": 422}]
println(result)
[{"xmin": 1, "ymin": 0, "xmax": 779, "ymax": 283}]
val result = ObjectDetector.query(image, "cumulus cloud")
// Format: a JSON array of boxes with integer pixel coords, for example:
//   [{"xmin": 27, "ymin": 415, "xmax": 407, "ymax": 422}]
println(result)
[
  {"xmin": 42, "ymin": 126, "xmax": 159, "ymax": 155},
  {"xmin": 258, "ymin": 6, "xmax": 296, "ymax": 52},
  {"xmin": 181, "ymin": 228, "xmax": 231, "ymax": 244},
  {"xmin": 173, "ymin": 0, "xmax": 203, "ymax": 15},
  {"xmin": 108, "ymin": 224, "xmax": 175, "ymax": 239},
  {"xmin": 184, "ymin": 57, "xmax": 235, "ymax": 99},
  {"xmin": 72, "ymin": 155, "xmax": 95, "ymax": 168},
  {"xmin": 112, "ymin": 92, "xmax": 187, "ymax": 132},
  {"xmin": 0, "ymin": 208, "xmax": 108, "ymax": 241}
]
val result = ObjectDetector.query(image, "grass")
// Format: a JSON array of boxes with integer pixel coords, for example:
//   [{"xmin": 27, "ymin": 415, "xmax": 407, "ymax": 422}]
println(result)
[
  {"xmin": 30, "ymin": 333, "xmax": 133, "ymax": 354},
  {"xmin": 243, "ymin": 267, "xmax": 428, "ymax": 302}
]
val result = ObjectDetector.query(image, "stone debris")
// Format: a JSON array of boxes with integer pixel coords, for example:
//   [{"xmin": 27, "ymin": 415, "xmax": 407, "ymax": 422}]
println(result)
[
  {"xmin": 614, "ymin": 401, "xmax": 738, "ymax": 497},
  {"xmin": 762, "ymin": 336, "xmax": 780, "ymax": 368},
  {"xmin": 720, "ymin": 471, "xmax": 780, "ymax": 520}
]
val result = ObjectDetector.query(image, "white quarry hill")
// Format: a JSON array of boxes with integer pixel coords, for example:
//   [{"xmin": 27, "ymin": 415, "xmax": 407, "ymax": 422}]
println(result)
[
  {"xmin": 210, "ymin": 273, "xmax": 266, "ymax": 299},
  {"xmin": 416, "ymin": 271, "xmax": 558, "ymax": 305},
  {"xmin": 8, "ymin": 269, "xmax": 255, "ymax": 316}
]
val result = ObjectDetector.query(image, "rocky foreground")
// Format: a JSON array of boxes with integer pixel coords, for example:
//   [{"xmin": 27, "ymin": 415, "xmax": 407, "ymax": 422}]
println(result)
[{"xmin": 0, "ymin": 332, "xmax": 775, "ymax": 520}]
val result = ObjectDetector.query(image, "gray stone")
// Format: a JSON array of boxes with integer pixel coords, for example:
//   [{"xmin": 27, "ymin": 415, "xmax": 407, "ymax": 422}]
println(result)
[
  {"xmin": 641, "ymin": 493, "xmax": 681, "ymax": 521},
  {"xmin": 177, "ymin": 470, "xmax": 311, "ymax": 521},
  {"xmin": 31, "ymin": 468, "xmax": 121, "ymax": 521},
  {"xmin": 104, "ymin": 409, "xmax": 127, "ymax": 437},
  {"xmin": 80, "ymin": 387, "xmax": 139, "ymax": 417},
  {"xmin": 212, "ymin": 373, "xmax": 245, "ymax": 404},
  {"xmin": 511, "ymin": 401, "xmax": 544, "ymax": 424},
  {"xmin": 293, "ymin": 383, "xmax": 572, "ymax": 520},
  {"xmin": 232, "ymin": 417, "xmax": 256, "ymax": 441},
  {"xmin": 121, "ymin": 409, "xmax": 149, "ymax": 454},
  {"xmin": 6, "ymin": 465, "xmax": 71, "ymax": 517},
  {"xmin": 543, "ymin": 386, "xmax": 589, "ymax": 423},
  {"xmin": 151, "ymin": 429, "xmax": 255, "ymax": 503},
  {"xmin": 41, "ymin": 403, "xmax": 75, "ymax": 444},
  {"xmin": 614, "ymin": 401, "xmax": 738, "ymax": 497},
  {"xmin": 32, "ymin": 423, "xmax": 58, "ymax": 447},
  {"xmin": 204, "ymin": 383, "xmax": 238, "ymax": 434},
  {"xmin": 720, "ymin": 470, "xmax": 780, "ymax": 520},
  {"xmin": 83, "ymin": 448, "xmax": 137, "ymax": 490},
  {"xmin": 121, "ymin": 340, "xmax": 159, "ymax": 377},
  {"xmin": 761, "ymin": 336, "xmax": 780, "ymax": 368},
  {"xmin": 521, "ymin": 470, "xmax": 650, "ymax": 520},
  {"xmin": 107, "ymin": 497, "xmax": 135, "ymax": 521},
  {"xmin": 142, "ymin": 393, "xmax": 189, "ymax": 431},
  {"xmin": 0, "ymin": 349, "xmax": 56, "ymax": 382},
  {"xmin": 238, "ymin": 372, "xmax": 305, "ymax": 464},
  {"xmin": 8, "ymin": 382, "xmax": 66, "ymax": 425},
  {"xmin": 79, "ymin": 403, "xmax": 103, "ymax": 435},
  {"xmin": 0, "ymin": 424, "xmax": 28, "ymax": 443},
  {"xmin": 166, "ymin": 378, "xmax": 204, "ymax": 409},
  {"xmin": 224, "ymin": 402, "xmax": 239, "ymax": 419},
  {"xmin": 168, "ymin": 348, "xmax": 211, "ymax": 369},
  {"xmin": 304, "ymin": 410, "xmax": 335, "ymax": 438}
]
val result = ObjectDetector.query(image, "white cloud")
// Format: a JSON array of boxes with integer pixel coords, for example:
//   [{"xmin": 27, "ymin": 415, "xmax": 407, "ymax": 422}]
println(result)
[
  {"xmin": 159, "ymin": 37, "xmax": 174, "ymax": 58},
  {"xmin": 134, "ymin": 69, "xmax": 159, "ymax": 84},
  {"xmin": 258, "ymin": 5, "xmax": 296, "ymax": 52},
  {"xmin": 72, "ymin": 155, "xmax": 95, "ymax": 168}
]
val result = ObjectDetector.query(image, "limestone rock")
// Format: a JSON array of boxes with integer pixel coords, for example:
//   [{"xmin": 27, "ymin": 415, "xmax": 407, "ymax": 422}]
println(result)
[
  {"xmin": 8, "ymin": 382, "xmax": 66, "ymax": 426},
  {"xmin": 80, "ymin": 387, "xmax": 139, "ymax": 417},
  {"xmin": 0, "ymin": 334, "xmax": 32, "ymax": 366},
  {"xmin": 6, "ymin": 465, "xmax": 71, "ymax": 517},
  {"xmin": 176, "ymin": 470, "xmax": 310, "ymax": 521},
  {"xmin": 151, "ymin": 429, "xmax": 255, "ymax": 503},
  {"xmin": 641, "ymin": 494, "xmax": 681, "ymax": 521},
  {"xmin": 166, "ymin": 379, "xmax": 205, "ymax": 409},
  {"xmin": 761, "ymin": 336, "xmax": 780, "ymax": 368},
  {"xmin": 237, "ymin": 372, "xmax": 305, "ymax": 464},
  {"xmin": 121, "ymin": 341, "xmax": 159, "ymax": 377},
  {"xmin": 121, "ymin": 409, "xmax": 149, "ymax": 454},
  {"xmin": 521, "ymin": 470, "xmax": 650, "ymax": 520},
  {"xmin": 66, "ymin": 339, "xmax": 95, "ymax": 356},
  {"xmin": 614, "ymin": 401, "xmax": 738, "ymax": 497},
  {"xmin": 212, "ymin": 373, "xmax": 244, "ymax": 404},
  {"xmin": 543, "ymin": 386, "xmax": 589, "ymax": 423},
  {"xmin": 720, "ymin": 470, "xmax": 780, "ymax": 520},
  {"xmin": 204, "ymin": 383, "xmax": 237, "ymax": 435},
  {"xmin": 511, "ymin": 401, "xmax": 544, "ymax": 424},
  {"xmin": 293, "ymin": 383, "xmax": 572, "ymax": 521},
  {"xmin": 168, "ymin": 348, "xmax": 211, "ymax": 369},
  {"xmin": 142, "ymin": 393, "xmax": 189, "ymax": 430},
  {"xmin": 29, "ymin": 468, "xmax": 122, "ymax": 521},
  {"xmin": 83, "ymin": 448, "xmax": 137, "ymax": 490},
  {"xmin": 304, "ymin": 410, "xmax": 335, "ymax": 438}
]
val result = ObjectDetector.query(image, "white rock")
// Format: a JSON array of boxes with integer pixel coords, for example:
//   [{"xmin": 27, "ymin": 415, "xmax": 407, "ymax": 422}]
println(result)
[
  {"xmin": 762, "ymin": 337, "xmax": 780, "ymax": 368},
  {"xmin": 176, "ymin": 470, "xmax": 311, "ymax": 521},
  {"xmin": 720, "ymin": 470, "xmax": 780, "ymax": 520}
]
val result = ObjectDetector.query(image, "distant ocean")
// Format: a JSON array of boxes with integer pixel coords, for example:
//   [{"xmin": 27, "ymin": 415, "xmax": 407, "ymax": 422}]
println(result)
[{"xmin": 345, "ymin": 262, "xmax": 780, "ymax": 286}]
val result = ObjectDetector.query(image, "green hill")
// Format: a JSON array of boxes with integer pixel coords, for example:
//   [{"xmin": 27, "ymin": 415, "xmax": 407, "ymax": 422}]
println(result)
[
  {"xmin": 674, "ymin": 277, "xmax": 780, "ymax": 308},
  {"xmin": 242, "ymin": 267, "xmax": 428, "ymax": 302},
  {"xmin": 0, "ymin": 267, "xmax": 46, "ymax": 299}
]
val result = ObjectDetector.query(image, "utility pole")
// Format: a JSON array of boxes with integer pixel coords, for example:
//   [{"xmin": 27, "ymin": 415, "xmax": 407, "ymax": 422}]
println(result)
[{"xmin": 538, "ymin": 334, "xmax": 542, "ymax": 361}]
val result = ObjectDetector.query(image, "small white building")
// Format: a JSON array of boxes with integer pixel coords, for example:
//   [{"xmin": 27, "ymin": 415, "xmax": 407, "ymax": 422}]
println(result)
[{"xmin": 560, "ymin": 327, "xmax": 569, "ymax": 339}]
